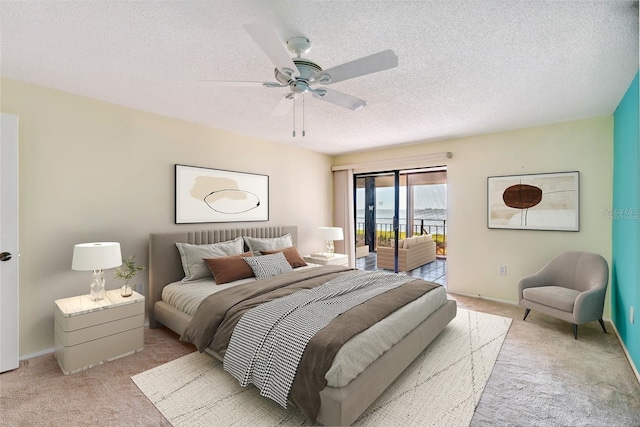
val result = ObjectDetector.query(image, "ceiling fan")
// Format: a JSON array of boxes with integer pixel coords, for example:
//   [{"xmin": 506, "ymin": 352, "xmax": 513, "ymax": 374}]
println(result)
[{"xmin": 204, "ymin": 24, "xmax": 399, "ymax": 136}]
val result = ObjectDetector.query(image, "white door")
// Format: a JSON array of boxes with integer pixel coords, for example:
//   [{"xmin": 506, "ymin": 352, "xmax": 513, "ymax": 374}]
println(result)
[{"xmin": 0, "ymin": 113, "xmax": 19, "ymax": 373}]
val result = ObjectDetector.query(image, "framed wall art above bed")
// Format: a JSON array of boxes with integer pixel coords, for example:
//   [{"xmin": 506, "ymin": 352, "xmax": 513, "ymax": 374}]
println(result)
[
  {"xmin": 175, "ymin": 164, "xmax": 269, "ymax": 224},
  {"xmin": 487, "ymin": 171, "xmax": 579, "ymax": 231}
]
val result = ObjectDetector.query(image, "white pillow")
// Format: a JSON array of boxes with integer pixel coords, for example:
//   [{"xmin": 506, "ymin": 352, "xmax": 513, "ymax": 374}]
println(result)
[
  {"xmin": 403, "ymin": 236, "xmax": 417, "ymax": 249},
  {"xmin": 243, "ymin": 251, "xmax": 293, "ymax": 279},
  {"xmin": 391, "ymin": 239, "xmax": 405, "ymax": 248},
  {"xmin": 243, "ymin": 233, "xmax": 293, "ymax": 255},
  {"xmin": 176, "ymin": 237, "xmax": 244, "ymax": 282}
]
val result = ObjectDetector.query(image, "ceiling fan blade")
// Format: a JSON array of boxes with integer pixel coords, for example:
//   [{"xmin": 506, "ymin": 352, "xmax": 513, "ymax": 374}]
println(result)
[
  {"xmin": 312, "ymin": 88, "xmax": 367, "ymax": 110},
  {"xmin": 198, "ymin": 81, "xmax": 284, "ymax": 88},
  {"xmin": 271, "ymin": 93, "xmax": 294, "ymax": 116},
  {"xmin": 244, "ymin": 23, "xmax": 300, "ymax": 78},
  {"xmin": 312, "ymin": 49, "xmax": 398, "ymax": 85}
]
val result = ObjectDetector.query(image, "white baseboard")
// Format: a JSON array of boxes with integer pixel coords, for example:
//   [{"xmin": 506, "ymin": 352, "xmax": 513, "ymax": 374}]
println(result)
[
  {"xmin": 609, "ymin": 321, "xmax": 640, "ymax": 386},
  {"xmin": 447, "ymin": 291, "xmax": 518, "ymax": 307},
  {"xmin": 20, "ymin": 347, "xmax": 54, "ymax": 361},
  {"xmin": 447, "ymin": 292, "xmax": 615, "ymax": 323}
]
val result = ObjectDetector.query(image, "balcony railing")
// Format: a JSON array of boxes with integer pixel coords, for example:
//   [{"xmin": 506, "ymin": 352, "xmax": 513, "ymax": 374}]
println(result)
[{"xmin": 355, "ymin": 218, "xmax": 447, "ymax": 257}]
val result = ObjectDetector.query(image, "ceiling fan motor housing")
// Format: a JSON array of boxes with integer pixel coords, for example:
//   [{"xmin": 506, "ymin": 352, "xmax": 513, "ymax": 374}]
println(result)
[{"xmin": 274, "ymin": 59, "xmax": 322, "ymax": 87}]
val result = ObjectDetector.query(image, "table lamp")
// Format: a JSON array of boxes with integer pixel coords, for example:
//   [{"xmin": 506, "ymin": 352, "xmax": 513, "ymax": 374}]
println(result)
[
  {"xmin": 319, "ymin": 226, "xmax": 344, "ymax": 257},
  {"xmin": 72, "ymin": 242, "xmax": 122, "ymax": 301}
]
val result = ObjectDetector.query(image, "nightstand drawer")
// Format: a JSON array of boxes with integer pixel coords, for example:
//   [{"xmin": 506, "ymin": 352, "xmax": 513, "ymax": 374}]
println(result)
[
  {"xmin": 55, "ymin": 313, "xmax": 144, "ymax": 346},
  {"xmin": 55, "ymin": 327, "xmax": 144, "ymax": 375},
  {"xmin": 55, "ymin": 301, "xmax": 144, "ymax": 332}
]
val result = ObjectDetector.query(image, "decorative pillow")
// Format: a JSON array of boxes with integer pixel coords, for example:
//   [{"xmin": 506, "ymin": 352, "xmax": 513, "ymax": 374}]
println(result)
[
  {"xmin": 262, "ymin": 246, "xmax": 307, "ymax": 268},
  {"xmin": 243, "ymin": 233, "xmax": 293, "ymax": 255},
  {"xmin": 391, "ymin": 239, "xmax": 405, "ymax": 248},
  {"xmin": 176, "ymin": 237, "xmax": 244, "ymax": 282},
  {"xmin": 243, "ymin": 251, "xmax": 293, "ymax": 279},
  {"xmin": 403, "ymin": 236, "xmax": 418, "ymax": 249},
  {"xmin": 203, "ymin": 251, "xmax": 254, "ymax": 285}
]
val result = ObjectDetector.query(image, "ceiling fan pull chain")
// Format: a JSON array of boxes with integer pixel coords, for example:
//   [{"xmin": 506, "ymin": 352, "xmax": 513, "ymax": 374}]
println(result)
[
  {"xmin": 302, "ymin": 94, "xmax": 306, "ymax": 137},
  {"xmin": 292, "ymin": 95, "xmax": 296, "ymax": 137}
]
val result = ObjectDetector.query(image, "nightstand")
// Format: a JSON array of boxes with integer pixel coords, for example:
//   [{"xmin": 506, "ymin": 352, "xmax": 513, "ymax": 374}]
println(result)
[
  {"xmin": 304, "ymin": 253, "xmax": 349, "ymax": 267},
  {"xmin": 54, "ymin": 289, "xmax": 145, "ymax": 375}
]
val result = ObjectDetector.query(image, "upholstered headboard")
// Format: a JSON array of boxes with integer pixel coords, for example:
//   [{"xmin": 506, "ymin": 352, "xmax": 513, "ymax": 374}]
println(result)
[{"xmin": 147, "ymin": 225, "xmax": 297, "ymax": 327}]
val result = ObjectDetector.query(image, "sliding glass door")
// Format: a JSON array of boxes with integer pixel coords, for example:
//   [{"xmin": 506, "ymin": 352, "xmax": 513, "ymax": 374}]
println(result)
[{"xmin": 354, "ymin": 167, "xmax": 447, "ymax": 272}]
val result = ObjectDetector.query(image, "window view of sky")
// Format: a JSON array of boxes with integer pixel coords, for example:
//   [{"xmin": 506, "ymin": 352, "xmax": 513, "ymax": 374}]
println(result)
[{"xmin": 356, "ymin": 184, "xmax": 447, "ymax": 211}]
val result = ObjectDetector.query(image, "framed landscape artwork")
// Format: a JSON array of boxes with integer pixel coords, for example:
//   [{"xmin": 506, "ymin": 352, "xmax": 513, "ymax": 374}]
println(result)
[
  {"xmin": 175, "ymin": 164, "xmax": 269, "ymax": 224},
  {"xmin": 487, "ymin": 171, "xmax": 579, "ymax": 231}
]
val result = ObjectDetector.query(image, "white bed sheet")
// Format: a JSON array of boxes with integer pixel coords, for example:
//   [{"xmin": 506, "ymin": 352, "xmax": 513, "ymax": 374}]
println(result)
[
  {"xmin": 161, "ymin": 268, "xmax": 447, "ymax": 388},
  {"xmin": 162, "ymin": 264, "xmax": 321, "ymax": 316},
  {"xmin": 162, "ymin": 277, "xmax": 255, "ymax": 317}
]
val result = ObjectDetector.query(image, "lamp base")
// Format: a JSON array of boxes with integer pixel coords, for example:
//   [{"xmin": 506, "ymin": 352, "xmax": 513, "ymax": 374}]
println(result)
[
  {"xmin": 90, "ymin": 270, "xmax": 106, "ymax": 301},
  {"xmin": 325, "ymin": 239, "xmax": 335, "ymax": 255}
]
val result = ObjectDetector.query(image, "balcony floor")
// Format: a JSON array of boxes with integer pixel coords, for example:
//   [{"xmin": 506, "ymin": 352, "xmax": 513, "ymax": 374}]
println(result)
[{"xmin": 355, "ymin": 252, "xmax": 447, "ymax": 286}]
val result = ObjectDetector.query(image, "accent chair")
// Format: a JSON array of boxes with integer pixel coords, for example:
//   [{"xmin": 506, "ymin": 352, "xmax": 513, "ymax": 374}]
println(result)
[{"xmin": 517, "ymin": 251, "xmax": 609, "ymax": 339}]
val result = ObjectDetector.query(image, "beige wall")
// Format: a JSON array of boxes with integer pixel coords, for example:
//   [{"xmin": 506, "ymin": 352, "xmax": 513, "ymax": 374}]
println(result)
[
  {"xmin": 1, "ymin": 76, "xmax": 614, "ymax": 356},
  {"xmin": 335, "ymin": 116, "xmax": 614, "ymax": 313},
  {"xmin": 1, "ymin": 78, "xmax": 334, "ymax": 357}
]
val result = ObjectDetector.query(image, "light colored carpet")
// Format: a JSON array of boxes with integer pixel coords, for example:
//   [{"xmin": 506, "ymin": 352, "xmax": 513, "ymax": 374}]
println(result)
[
  {"xmin": 469, "ymin": 305, "xmax": 640, "ymax": 427},
  {"xmin": 132, "ymin": 308, "xmax": 511, "ymax": 426}
]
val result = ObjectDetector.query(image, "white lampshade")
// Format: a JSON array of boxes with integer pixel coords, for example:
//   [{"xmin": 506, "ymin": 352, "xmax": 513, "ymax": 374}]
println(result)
[
  {"xmin": 319, "ymin": 227, "xmax": 344, "ymax": 241},
  {"xmin": 72, "ymin": 242, "xmax": 122, "ymax": 271}
]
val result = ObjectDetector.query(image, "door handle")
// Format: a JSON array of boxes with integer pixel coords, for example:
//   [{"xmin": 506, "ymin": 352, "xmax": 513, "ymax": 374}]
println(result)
[{"xmin": 0, "ymin": 252, "xmax": 12, "ymax": 261}]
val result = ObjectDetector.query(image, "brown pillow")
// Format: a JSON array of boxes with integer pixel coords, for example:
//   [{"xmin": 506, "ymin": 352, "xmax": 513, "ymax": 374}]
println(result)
[
  {"xmin": 262, "ymin": 246, "xmax": 307, "ymax": 268},
  {"xmin": 203, "ymin": 251, "xmax": 254, "ymax": 285}
]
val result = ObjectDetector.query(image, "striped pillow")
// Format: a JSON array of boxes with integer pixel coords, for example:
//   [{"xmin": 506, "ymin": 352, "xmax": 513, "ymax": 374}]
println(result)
[{"xmin": 243, "ymin": 251, "xmax": 293, "ymax": 279}]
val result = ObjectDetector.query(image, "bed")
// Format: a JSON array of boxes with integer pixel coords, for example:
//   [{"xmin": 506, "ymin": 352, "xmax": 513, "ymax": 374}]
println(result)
[{"xmin": 148, "ymin": 225, "xmax": 456, "ymax": 426}]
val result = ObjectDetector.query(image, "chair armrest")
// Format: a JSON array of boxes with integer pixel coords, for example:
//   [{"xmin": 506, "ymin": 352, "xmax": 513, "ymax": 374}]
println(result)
[{"xmin": 573, "ymin": 286, "xmax": 607, "ymax": 324}]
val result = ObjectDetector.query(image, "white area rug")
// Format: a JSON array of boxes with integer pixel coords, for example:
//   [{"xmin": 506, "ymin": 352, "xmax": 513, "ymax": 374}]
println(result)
[{"xmin": 132, "ymin": 308, "xmax": 511, "ymax": 426}]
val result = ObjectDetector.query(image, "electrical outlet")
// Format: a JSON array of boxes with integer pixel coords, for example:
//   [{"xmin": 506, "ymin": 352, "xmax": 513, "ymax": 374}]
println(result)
[
  {"xmin": 498, "ymin": 265, "xmax": 507, "ymax": 275},
  {"xmin": 631, "ymin": 306, "xmax": 635, "ymax": 325}
]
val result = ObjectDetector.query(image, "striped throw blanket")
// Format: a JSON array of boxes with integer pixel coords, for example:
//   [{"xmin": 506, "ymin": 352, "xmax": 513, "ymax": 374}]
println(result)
[{"xmin": 223, "ymin": 270, "xmax": 416, "ymax": 407}]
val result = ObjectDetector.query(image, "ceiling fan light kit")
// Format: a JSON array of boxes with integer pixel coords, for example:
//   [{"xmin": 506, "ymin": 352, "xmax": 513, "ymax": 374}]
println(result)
[{"xmin": 207, "ymin": 23, "xmax": 398, "ymax": 137}]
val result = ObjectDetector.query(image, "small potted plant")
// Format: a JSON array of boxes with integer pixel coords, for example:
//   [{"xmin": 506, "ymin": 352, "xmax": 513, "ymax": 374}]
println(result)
[{"xmin": 114, "ymin": 255, "xmax": 145, "ymax": 297}]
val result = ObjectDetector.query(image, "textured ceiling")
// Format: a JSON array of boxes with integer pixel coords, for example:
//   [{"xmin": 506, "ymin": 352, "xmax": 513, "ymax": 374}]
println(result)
[{"xmin": 0, "ymin": 1, "xmax": 638, "ymax": 155}]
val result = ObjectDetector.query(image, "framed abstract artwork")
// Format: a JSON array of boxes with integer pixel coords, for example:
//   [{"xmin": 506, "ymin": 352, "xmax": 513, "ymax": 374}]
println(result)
[
  {"xmin": 487, "ymin": 171, "xmax": 579, "ymax": 231},
  {"xmin": 175, "ymin": 164, "xmax": 269, "ymax": 224}
]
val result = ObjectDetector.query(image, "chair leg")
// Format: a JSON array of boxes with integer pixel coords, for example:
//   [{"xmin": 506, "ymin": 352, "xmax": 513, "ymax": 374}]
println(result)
[
  {"xmin": 598, "ymin": 318, "xmax": 607, "ymax": 334},
  {"xmin": 572, "ymin": 324, "xmax": 578, "ymax": 340},
  {"xmin": 523, "ymin": 308, "xmax": 531, "ymax": 321}
]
